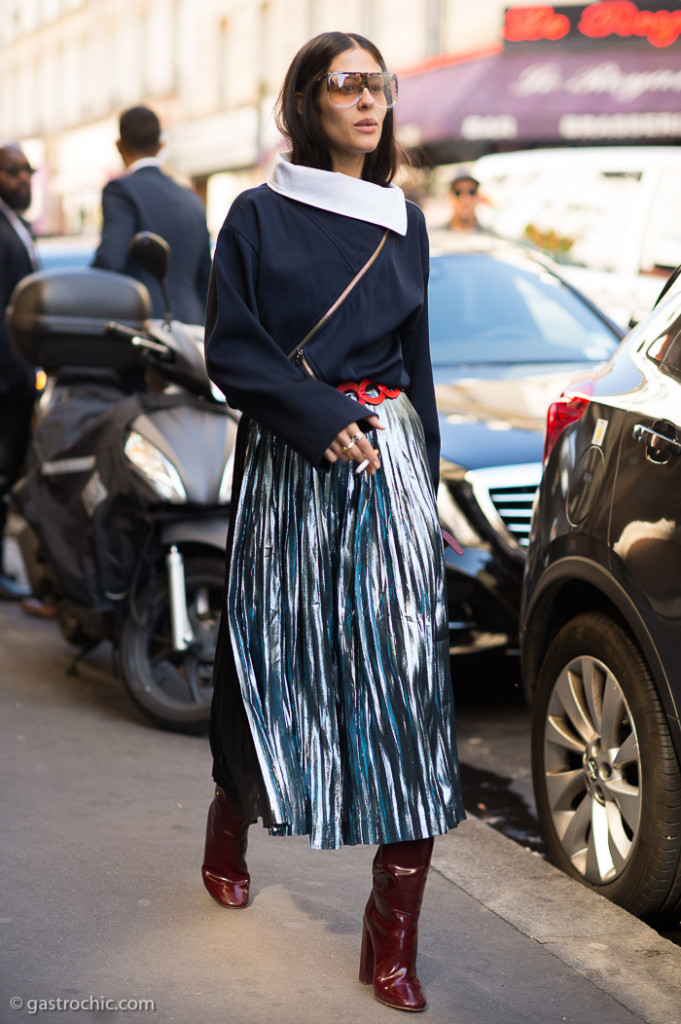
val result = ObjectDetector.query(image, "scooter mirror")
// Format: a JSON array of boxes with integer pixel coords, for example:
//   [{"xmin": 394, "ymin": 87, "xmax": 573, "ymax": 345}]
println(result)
[
  {"xmin": 129, "ymin": 231, "xmax": 171, "ymax": 283},
  {"xmin": 129, "ymin": 231, "xmax": 173, "ymax": 323}
]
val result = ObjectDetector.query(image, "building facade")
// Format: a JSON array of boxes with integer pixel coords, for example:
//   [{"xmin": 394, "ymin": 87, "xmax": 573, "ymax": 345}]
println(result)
[{"xmin": 0, "ymin": 0, "xmax": 509, "ymax": 234}]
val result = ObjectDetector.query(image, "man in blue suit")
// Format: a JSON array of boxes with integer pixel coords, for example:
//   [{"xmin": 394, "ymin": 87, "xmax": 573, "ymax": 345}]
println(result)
[{"xmin": 93, "ymin": 106, "xmax": 211, "ymax": 325}]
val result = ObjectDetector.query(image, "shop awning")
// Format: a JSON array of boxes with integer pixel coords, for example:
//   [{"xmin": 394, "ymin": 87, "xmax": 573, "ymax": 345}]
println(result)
[{"xmin": 396, "ymin": 48, "xmax": 681, "ymax": 145}]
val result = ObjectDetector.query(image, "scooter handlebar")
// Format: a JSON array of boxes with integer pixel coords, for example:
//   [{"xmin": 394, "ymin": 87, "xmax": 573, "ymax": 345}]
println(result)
[{"xmin": 105, "ymin": 321, "xmax": 173, "ymax": 361}]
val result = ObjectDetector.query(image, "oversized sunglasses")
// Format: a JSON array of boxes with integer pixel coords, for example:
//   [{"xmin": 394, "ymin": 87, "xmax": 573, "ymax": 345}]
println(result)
[{"xmin": 321, "ymin": 71, "xmax": 398, "ymax": 109}]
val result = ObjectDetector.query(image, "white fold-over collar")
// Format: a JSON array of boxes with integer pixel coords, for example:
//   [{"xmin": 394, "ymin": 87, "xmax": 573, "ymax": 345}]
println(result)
[{"xmin": 267, "ymin": 152, "xmax": 407, "ymax": 236}]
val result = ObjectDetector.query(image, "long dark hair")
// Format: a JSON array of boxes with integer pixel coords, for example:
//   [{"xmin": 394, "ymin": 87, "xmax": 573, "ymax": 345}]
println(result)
[{"xmin": 276, "ymin": 31, "xmax": 401, "ymax": 187}]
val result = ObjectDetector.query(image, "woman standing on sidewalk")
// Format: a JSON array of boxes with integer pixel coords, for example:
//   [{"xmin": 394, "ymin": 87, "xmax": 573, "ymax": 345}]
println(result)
[{"xmin": 201, "ymin": 30, "xmax": 465, "ymax": 1012}]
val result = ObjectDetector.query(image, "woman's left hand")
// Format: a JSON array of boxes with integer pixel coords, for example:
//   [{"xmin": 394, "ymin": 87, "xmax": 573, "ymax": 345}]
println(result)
[{"xmin": 324, "ymin": 415, "xmax": 385, "ymax": 475}]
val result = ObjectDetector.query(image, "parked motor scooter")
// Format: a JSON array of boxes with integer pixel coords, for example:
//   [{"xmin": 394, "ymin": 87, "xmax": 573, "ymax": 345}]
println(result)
[{"xmin": 8, "ymin": 232, "xmax": 237, "ymax": 734}]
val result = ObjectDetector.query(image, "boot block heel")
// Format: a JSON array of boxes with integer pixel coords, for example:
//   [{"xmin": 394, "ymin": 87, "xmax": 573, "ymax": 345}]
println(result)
[{"xmin": 359, "ymin": 921, "xmax": 374, "ymax": 985}]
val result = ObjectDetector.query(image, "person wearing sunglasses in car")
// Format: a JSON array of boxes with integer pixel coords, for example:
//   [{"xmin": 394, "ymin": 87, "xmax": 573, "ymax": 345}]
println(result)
[{"xmin": 201, "ymin": 31, "xmax": 465, "ymax": 1013}]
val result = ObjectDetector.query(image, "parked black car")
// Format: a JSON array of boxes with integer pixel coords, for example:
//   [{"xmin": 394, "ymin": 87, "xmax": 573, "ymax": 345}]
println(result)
[
  {"xmin": 520, "ymin": 267, "xmax": 681, "ymax": 924},
  {"xmin": 428, "ymin": 232, "xmax": 623, "ymax": 654}
]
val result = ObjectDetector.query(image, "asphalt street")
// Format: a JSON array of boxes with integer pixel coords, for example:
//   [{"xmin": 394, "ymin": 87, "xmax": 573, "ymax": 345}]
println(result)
[{"xmin": 2, "ymin": 593, "xmax": 681, "ymax": 1024}]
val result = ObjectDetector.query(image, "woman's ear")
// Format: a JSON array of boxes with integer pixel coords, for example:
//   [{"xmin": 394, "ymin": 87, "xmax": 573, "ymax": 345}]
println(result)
[{"xmin": 295, "ymin": 92, "xmax": 302, "ymax": 116}]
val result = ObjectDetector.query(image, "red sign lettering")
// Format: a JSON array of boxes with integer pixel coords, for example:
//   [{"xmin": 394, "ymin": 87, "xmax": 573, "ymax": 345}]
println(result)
[
  {"xmin": 504, "ymin": 5, "xmax": 571, "ymax": 41},
  {"xmin": 579, "ymin": 2, "xmax": 681, "ymax": 47},
  {"xmin": 504, "ymin": 2, "xmax": 681, "ymax": 47}
]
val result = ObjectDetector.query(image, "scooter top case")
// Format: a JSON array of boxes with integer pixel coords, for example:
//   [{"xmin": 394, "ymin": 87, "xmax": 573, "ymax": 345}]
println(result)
[{"xmin": 8, "ymin": 267, "xmax": 150, "ymax": 373}]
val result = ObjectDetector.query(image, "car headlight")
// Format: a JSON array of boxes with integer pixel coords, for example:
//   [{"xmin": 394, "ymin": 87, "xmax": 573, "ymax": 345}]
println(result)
[
  {"xmin": 124, "ymin": 431, "xmax": 187, "ymax": 503},
  {"xmin": 438, "ymin": 459, "xmax": 483, "ymax": 547},
  {"xmin": 437, "ymin": 480, "xmax": 483, "ymax": 548}
]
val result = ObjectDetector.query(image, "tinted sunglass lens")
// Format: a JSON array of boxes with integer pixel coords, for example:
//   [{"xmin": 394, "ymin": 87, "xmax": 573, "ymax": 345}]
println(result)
[
  {"xmin": 367, "ymin": 73, "xmax": 397, "ymax": 107},
  {"xmin": 328, "ymin": 73, "xmax": 362, "ymax": 105}
]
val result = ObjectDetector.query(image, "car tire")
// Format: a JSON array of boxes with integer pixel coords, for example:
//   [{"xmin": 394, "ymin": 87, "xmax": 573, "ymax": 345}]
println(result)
[{"xmin": 531, "ymin": 610, "xmax": 681, "ymax": 923}]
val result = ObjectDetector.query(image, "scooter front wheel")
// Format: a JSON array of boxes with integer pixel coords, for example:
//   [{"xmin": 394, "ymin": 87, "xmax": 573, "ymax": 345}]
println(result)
[{"xmin": 119, "ymin": 554, "xmax": 224, "ymax": 734}]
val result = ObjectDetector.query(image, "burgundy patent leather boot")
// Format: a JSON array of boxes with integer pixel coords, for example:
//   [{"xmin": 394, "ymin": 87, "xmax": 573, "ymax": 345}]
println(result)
[
  {"xmin": 201, "ymin": 787, "xmax": 250, "ymax": 909},
  {"xmin": 359, "ymin": 838, "xmax": 435, "ymax": 1012}
]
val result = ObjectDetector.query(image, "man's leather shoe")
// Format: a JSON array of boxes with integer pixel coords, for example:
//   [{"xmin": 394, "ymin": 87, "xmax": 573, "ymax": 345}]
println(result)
[
  {"xmin": 21, "ymin": 596, "xmax": 57, "ymax": 619},
  {"xmin": 0, "ymin": 572, "xmax": 31, "ymax": 601}
]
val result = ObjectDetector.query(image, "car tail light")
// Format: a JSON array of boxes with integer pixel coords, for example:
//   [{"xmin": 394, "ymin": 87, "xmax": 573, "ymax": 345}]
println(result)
[{"xmin": 543, "ymin": 380, "xmax": 596, "ymax": 465}]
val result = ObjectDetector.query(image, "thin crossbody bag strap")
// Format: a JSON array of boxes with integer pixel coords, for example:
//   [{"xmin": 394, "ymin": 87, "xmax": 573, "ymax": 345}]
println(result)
[{"xmin": 287, "ymin": 229, "xmax": 389, "ymax": 378}]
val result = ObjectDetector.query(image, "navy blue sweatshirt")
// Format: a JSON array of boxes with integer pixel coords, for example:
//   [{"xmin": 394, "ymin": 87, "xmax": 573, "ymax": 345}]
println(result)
[{"xmin": 204, "ymin": 184, "xmax": 440, "ymax": 488}]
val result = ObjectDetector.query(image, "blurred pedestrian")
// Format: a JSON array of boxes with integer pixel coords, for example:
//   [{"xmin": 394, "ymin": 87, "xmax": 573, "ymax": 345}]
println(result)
[
  {"xmin": 0, "ymin": 142, "xmax": 38, "ymax": 600},
  {"xmin": 201, "ymin": 30, "xmax": 465, "ymax": 1013},
  {"xmin": 446, "ymin": 169, "xmax": 483, "ymax": 232},
  {"xmin": 93, "ymin": 105, "xmax": 211, "ymax": 324}
]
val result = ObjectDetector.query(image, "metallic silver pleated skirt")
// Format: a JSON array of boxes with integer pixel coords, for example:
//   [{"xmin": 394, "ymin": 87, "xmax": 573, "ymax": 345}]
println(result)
[{"xmin": 227, "ymin": 388, "xmax": 465, "ymax": 850}]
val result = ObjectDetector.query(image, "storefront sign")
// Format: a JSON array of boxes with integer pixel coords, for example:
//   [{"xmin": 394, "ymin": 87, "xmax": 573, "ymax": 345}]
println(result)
[
  {"xmin": 504, "ymin": 2, "xmax": 681, "ymax": 48},
  {"xmin": 398, "ymin": 45, "xmax": 681, "ymax": 145},
  {"xmin": 511, "ymin": 60, "xmax": 681, "ymax": 101}
]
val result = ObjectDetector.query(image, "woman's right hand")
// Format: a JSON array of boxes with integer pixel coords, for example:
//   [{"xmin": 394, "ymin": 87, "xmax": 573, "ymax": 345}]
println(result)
[{"xmin": 324, "ymin": 415, "xmax": 384, "ymax": 475}]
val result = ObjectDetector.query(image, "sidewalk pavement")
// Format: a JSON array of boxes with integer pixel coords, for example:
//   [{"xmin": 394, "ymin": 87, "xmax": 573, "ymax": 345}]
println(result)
[{"xmin": 2, "ymin": 596, "xmax": 681, "ymax": 1024}]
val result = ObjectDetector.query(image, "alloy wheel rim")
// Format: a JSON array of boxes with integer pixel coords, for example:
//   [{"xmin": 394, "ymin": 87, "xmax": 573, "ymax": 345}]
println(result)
[{"xmin": 543, "ymin": 654, "xmax": 642, "ymax": 883}]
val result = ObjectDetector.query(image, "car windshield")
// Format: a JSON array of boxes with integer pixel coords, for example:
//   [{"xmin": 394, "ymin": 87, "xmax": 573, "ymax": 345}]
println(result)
[{"xmin": 428, "ymin": 252, "xmax": 620, "ymax": 367}]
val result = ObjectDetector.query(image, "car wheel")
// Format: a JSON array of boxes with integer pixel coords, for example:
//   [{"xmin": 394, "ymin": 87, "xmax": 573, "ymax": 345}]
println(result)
[{"xmin": 531, "ymin": 610, "xmax": 681, "ymax": 923}]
